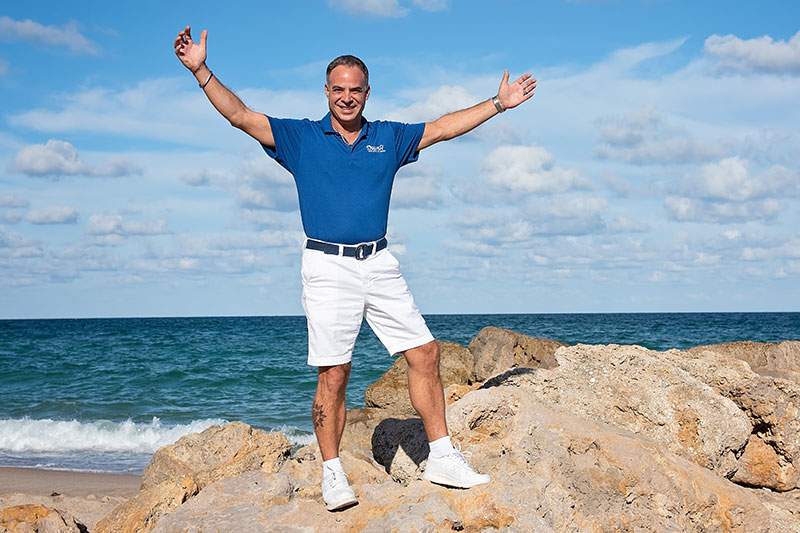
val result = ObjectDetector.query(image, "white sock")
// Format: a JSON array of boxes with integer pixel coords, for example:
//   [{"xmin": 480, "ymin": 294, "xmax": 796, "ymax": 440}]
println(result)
[
  {"xmin": 323, "ymin": 457, "xmax": 345, "ymax": 476},
  {"xmin": 429, "ymin": 435, "xmax": 454, "ymax": 458}
]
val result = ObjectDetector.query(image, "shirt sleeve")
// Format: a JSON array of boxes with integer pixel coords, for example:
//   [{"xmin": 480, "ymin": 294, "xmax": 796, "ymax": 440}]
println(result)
[
  {"xmin": 260, "ymin": 115, "xmax": 305, "ymax": 174},
  {"xmin": 392, "ymin": 122, "xmax": 426, "ymax": 169}
]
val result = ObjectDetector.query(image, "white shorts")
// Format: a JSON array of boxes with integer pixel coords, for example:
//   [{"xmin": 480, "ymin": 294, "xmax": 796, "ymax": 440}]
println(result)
[{"xmin": 300, "ymin": 240, "xmax": 434, "ymax": 367}]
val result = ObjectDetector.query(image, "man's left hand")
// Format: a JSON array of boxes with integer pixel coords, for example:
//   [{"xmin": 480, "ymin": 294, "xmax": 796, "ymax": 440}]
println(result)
[{"xmin": 497, "ymin": 70, "xmax": 537, "ymax": 110}]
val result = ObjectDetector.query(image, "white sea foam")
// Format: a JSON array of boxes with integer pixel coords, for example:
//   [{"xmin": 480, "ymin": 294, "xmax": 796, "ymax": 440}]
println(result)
[
  {"xmin": 273, "ymin": 424, "xmax": 315, "ymax": 446},
  {"xmin": 0, "ymin": 417, "xmax": 227, "ymax": 453}
]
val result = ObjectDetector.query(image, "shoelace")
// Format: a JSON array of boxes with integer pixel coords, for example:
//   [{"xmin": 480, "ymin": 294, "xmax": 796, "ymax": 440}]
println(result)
[
  {"xmin": 324, "ymin": 468, "xmax": 347, "ymax": 489},
  {"xmin": 449, "ymin": 444, "xmax": 477, "ymax": 472}
]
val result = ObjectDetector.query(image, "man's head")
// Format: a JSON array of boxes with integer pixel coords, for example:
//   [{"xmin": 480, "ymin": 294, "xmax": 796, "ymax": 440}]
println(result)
[{"xmin": 325, "ymin": 55, "xmax": 370, "ymax": 126}]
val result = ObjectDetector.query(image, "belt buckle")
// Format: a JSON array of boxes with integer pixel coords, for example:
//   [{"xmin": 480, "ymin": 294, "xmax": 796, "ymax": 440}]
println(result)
[{"xmin": 355, "ymin": 243, "xmax": 371, "ymax": 260}]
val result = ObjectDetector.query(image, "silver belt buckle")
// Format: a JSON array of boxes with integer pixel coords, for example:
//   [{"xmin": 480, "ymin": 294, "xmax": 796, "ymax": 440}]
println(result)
[{"xmin": 355, "ymin": 243, "xmax": 371, "ymax": 260}]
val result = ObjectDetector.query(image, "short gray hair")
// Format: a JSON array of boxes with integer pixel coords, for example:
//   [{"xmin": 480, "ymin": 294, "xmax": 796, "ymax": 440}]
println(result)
[{"xmin": 326, "ymin": 55, "xmax": 369, "ymax": 84}]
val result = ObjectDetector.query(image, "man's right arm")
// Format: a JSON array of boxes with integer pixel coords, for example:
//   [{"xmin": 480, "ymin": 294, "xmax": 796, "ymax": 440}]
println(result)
[{"xmin": 174, "ymin": 26, "xmax": 274, "ymax": 148}]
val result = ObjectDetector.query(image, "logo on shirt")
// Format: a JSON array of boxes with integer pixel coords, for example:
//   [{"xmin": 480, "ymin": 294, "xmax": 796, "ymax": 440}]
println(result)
[{"xmin": 366, "ymin": 144, "xmax": 386, "ymax": 153}]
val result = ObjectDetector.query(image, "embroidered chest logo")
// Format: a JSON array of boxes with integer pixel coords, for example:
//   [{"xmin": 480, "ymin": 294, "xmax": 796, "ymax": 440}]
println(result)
[{"xmin": 366, "ymin": 144, "xmax": 386, "ymax": 153}]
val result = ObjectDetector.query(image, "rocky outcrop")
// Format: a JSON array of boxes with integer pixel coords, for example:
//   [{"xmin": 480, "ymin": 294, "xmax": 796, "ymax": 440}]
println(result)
[
  {"xmin": 661, "ymin": 347, "xmax": 800, "ymax": 491},
  {"xmin": 93, "ymin": 329, "xmax": 800, "ymax": 531},
  {"xmin": 476, "ymin": 344, "xmax": 752, "ymax": 479},
  {"xmin": 95, "ymin": 422, "xmax": 291, "ymax": 533},
  {"xmin": 690, "ymin": 340, "xmax": 800, "ymax": 382},
  {"xmin": 468, "ymin": 326, "xmax": 564, "ymax": 382},
  {"xmin": 0, "ymin": 503, "xmax": 86, "ymax": 533},
  {"xmin": 364, "ymin": 340, "xmax": 473, "ymax": 416}
]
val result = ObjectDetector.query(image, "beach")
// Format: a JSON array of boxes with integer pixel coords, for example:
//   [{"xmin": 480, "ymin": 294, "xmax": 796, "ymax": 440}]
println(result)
[{"xmin": 0, "ymin": 467, "xmax": 140, "ymax": 530}]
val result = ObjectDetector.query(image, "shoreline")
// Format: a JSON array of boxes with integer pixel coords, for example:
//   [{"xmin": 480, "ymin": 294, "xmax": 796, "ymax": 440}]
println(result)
[{"xmin": 0, "ymin": 466, "xmax": 141, "ymax": 498}]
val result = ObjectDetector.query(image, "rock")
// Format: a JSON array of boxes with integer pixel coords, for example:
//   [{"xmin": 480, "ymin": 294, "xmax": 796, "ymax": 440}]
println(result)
[
  {"xmin": 364, "ymin": 340, "xmax": 473, "ymax": 416},
  {"xmin": 142, "ymin": 422, "xmax": 291, "ymax": 490},
  {"xmin": 444, "ymin": 383, "xmax": 474, "ymax": 404},
  {"xmin": 733, "ymin": 435, "xmax": 797, "ymax": 491},
  {"xmin": 481, "ymin": 344, "xmax": 752, "ymax": 478},
  {"xmin": 97, "ymin": 422, "xmax": 291, "ymax": 533},
  {"xmin": 661, "ymin": 348, "xmax": 800, "ymax": 491},
  {"xmin": 370, "ymin": 417, "xmax": 429, "ymax": 484},
  {"xmin": 468, "ymin": 326, "xmax": 564, "ymax": 382},
  {"xmin": 209, "ymin": 380, "xmax": 798, "ymax": 531},
  {"xmin": 442, "ymin": 386, "xmax": 799, "ymax": 532},
  {"xmin": 0, "ymin": 504, "xmax": 85, "ymax": 533},
  {"xmin": 94, "ymin": 477, "xmax": 197, "ymax": 533},
  {"xmin": 690, "ymin": 340, "xmax": 800, "ymax": 382},
  {"xmin": 151, "ymin": 471, "xmax": 293, "ymax": 533}
]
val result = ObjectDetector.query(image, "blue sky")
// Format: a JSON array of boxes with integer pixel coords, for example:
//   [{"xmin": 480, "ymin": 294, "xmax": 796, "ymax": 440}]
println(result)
[{"xmin": 1, "ymin": 1, "xmax": 799, "ymax": 318}]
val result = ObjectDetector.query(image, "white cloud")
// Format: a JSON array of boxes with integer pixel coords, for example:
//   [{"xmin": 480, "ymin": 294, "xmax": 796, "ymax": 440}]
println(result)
[
  {"xmin": 1, "ymin": 211, "xmax": 23, "ymax": 224},
  {"xmin": 693, "ymin": 157, "xmax": 798, "ymax": 201},
  {"xmin": 664, "ymin": 195, "xmax": 781, "ymax": 224},
  {"xmin": 594, "ymin": 109, "xmax": 725, "ymax": 165},
  {"xmin": 235, "ymin": 157, "xmax": 297, "ymax": 212},
  {"xmin": 384, "ymin": 85, "xmax": 477, "ymax": 122},
  {"xmin": 12, "ymin": 140, "xmax": 141, "ymax": 178},
  {"xmin": 0, "ymin": 16, "xmax": 98, "ymax": 55},
  {"xmin": 0, "ymin": 194, "xmax": 29, "ymax": 208},
  {"xmin": 392, "ymin": 175, "xmax": 443, "ymax": 208},
  {"xmin": 331, "ymin": 0, "xmax": 406, "ymax": 17},
  {"xmin": 87, "ymin": 214, "xmax": 169, "ymax": 237},
  {"xmin": 412, "ymin": 0, "xmax": 448, "ymax": 10},
  {"xmin": 330, "ymin": 0, "xmax": 446, "ymax": 18},
  {"xmin": 705, "ymin": 31, "xmax": 800, "ymax": 74},
  {"xmin": 25, "ymin": 206, "xmax": 78, "ymax": 225},
  {"xmin": 483, "ymin": 145, "xmax": 586, "ymax": 194},
  {"xmin": 180, "ymin": 169, "xmax": 231, "ymax": 187},
  {"xmin": 7, "ymin": 78, "xmax": 323, "ymax": 149}
]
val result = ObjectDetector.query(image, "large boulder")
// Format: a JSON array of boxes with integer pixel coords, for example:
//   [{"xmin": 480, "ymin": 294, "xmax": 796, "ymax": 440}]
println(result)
[
  {"xmin": 471, "ymin": 343, "xmax": 752, "ymax": 479},
  {"xmin": 364, "ymin": 340, "xmax": 474, "ymax": 416},
  {"xmin": 661, "ymin": 347, "xmax": 800, "ymax": 491},
  {"xmin": 176, "ymin": 384, "xmax": 799, "ymax": 531},
  {"xmin": 0, "ymin": 504, "xmax": 85, "ymax": 533},
  {"xmin": 690, "ymin": 340, "xmax": 800, "ymax": 383},
  {"xmin": 468, "ymin": 326, "xmax": 564, "ymax": 382},
  {"xmin": 96, "ymin": 422, "xmax": 291, "ymax": 533}
]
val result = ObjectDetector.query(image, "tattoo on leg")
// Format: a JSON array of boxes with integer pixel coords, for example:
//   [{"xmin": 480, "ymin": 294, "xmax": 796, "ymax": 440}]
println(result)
[{"xmin": 312, "ymin": 401, "xmax": 326, "ymax": 430}]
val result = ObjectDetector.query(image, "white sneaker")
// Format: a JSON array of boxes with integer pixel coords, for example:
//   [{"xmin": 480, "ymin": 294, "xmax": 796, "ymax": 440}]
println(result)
[
  {"xmin": 423, "ymin": 446, "xmax": 491, "ymax": 488},
  {"xmin": 322, "ymin": 467, "xmax": 358, "ymax": 511}
]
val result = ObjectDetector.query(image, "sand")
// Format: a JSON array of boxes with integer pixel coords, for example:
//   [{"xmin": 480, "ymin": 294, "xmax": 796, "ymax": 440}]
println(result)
[{"xmin": 0, "ymin": 467, "xmax": 141, "ymax": 529}]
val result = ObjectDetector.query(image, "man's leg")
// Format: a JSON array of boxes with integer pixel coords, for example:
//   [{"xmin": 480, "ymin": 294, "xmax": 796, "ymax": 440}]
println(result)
[
  {"xmin": 403, "ymin": 340, "xmax": 448, "ymax": 441},
  {"xmin": 313, "ymin": 361, "xmax": 358, "ymax": 511},
  {"xmin": 313, "ymin": 362, "xmax": 351, "ymax": 460}
]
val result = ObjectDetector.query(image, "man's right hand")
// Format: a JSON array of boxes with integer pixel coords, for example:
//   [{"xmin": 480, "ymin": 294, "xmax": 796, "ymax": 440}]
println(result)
[{"xmin": 174, "ymin": 25, "xmax": 207, "ymax": 73}]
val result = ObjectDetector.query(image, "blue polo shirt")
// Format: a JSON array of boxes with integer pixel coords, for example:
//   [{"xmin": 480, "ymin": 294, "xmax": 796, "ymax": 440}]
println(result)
[{"xmin": 261, "ymin": 112, "xmax": 425, "ymax": 245}]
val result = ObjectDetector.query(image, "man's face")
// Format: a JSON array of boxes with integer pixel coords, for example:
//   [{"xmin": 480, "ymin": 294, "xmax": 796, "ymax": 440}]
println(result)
[{"xmin": 325, "ymin": 65, "xmax": 370, "ymax": 125}]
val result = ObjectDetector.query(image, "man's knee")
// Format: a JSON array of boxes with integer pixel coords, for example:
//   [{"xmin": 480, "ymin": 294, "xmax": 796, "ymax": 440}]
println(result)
[
  {"xmin": 404, "ymin": 340, "xmax": 440, "ymax": 375},
  {"xmin": 317, "ymin": 362, "xmax": 351, "ymax": 394}
]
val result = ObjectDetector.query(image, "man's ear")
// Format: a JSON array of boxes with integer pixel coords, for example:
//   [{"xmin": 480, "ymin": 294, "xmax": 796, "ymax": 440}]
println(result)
[
  {"xmin": 324, "ymin": 83, "xmax": 330, "ymax": 98},
  {"xmin": 365, "ymin": 85, "xmax": 371, "ymax": 101}
]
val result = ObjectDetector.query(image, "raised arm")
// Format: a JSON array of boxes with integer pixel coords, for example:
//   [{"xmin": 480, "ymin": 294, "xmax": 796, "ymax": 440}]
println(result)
[
  {"xmin": 417, "ymin": 71, "xmax": 536, "ymax": 151},
  {"xmin": 173, "ymin": 25, "xmax": 275, "ymax": 148}
]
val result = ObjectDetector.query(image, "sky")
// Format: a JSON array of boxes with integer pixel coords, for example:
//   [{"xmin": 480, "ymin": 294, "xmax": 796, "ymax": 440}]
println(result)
[{"xmin": 1, "ymin": 1, "xmax": 799, "ymax": 319}]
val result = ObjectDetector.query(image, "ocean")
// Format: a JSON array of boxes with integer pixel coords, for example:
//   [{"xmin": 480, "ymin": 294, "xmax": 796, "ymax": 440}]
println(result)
[{"xmin": 1, "ymin": 313, "xmax": 798, "ymax": 473}]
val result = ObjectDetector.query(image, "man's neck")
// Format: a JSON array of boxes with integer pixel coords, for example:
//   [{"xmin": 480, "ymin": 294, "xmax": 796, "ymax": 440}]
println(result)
[{"xmin": 330, "ymin": 114, "xmax": 363, "ymax": 136}]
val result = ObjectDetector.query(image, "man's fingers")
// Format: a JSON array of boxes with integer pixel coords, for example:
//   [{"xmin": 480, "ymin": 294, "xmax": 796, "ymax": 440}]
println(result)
[{"xmin": 200, "ymin": 29, "xmax": 207, "ymax": 48}]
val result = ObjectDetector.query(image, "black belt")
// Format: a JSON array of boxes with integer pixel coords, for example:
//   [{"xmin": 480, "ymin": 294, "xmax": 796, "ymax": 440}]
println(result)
[{"xmin": 305, "ymin": 237, "xmax": 387, "ymax": 260}]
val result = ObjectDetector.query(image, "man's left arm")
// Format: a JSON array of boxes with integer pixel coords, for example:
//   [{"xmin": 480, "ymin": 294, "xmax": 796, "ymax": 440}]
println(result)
[{"xmin": 417, "ymin": 71, "xmax": 537, "ymax": 151}]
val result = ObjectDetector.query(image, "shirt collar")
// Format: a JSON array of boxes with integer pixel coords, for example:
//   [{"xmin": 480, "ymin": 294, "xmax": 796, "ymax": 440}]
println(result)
[{"xmin": 321, "ymin": 112, "xmax": 369, "ymax": 140}]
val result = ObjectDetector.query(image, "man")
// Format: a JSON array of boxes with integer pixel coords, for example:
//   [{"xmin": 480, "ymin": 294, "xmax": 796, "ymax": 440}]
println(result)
[{"xmin": 174, "ymin": 25, "xmax": 536, "ymax": 511}]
